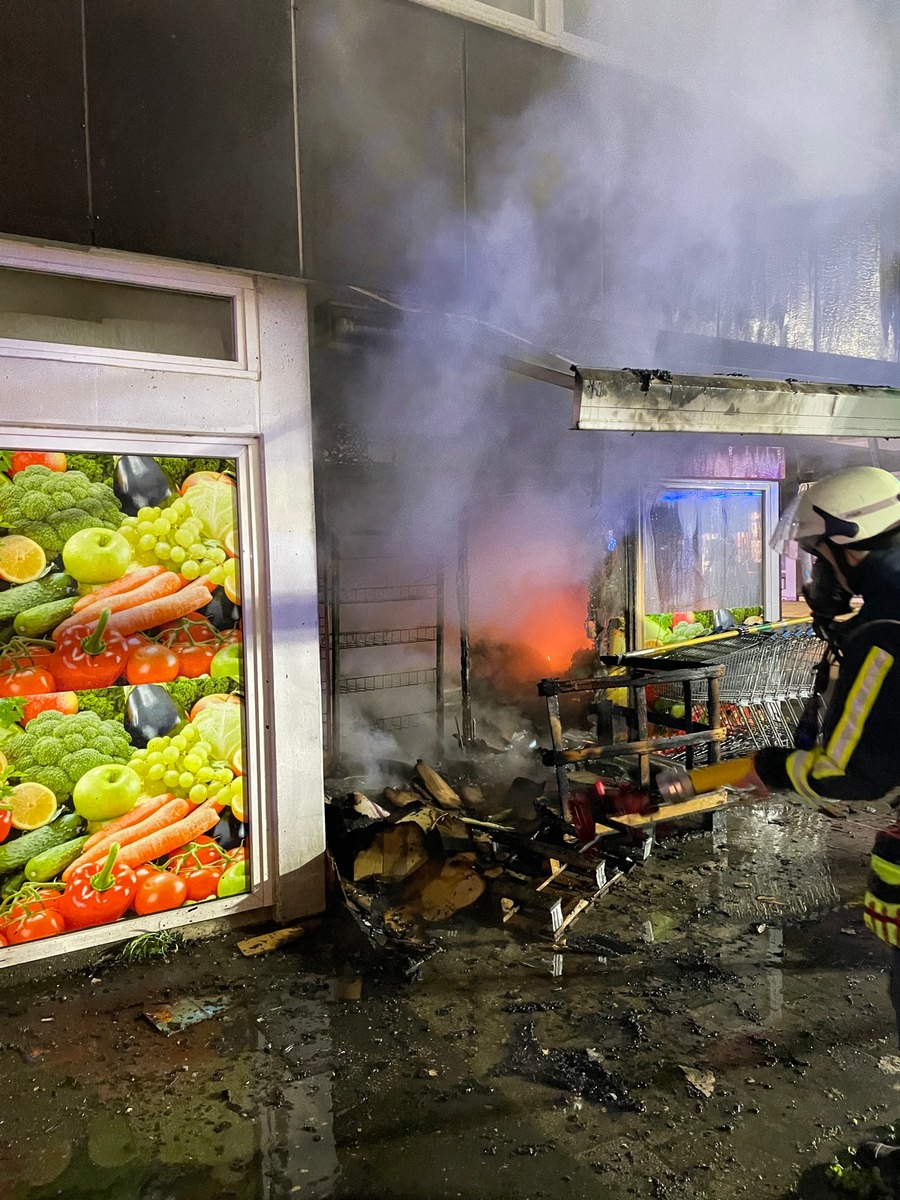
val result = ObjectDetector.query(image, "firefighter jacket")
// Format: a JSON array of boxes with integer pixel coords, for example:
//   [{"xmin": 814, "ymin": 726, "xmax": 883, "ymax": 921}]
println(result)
[
  {"xmin": 864, "ymin": 823, "xmax": 900, "ymax": 945},
  {"xmin": 755, "ymin": 550, "xmax": 900, "ymax": 806}
]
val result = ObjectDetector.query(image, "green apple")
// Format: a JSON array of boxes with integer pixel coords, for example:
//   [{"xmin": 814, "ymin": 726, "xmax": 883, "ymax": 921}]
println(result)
[
  {"xmin": 63, "ymin": 528, "xmax": 132, "ymax": 583},
  {"xmin": 73, "ymin": 764, "xmax": 143, "ymax": 821}
]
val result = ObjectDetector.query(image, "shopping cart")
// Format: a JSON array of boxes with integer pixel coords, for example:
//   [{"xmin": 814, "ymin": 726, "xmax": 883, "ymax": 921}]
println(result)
[{"xmin": 642, "ymin": 622, "xmax": 822, "ymax": 758}]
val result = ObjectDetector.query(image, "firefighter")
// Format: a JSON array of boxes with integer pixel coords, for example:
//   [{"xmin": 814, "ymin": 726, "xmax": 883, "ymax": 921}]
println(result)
[{"xmin": 737, "ymin": 465, "xmax": 900, "ymax": 1175}]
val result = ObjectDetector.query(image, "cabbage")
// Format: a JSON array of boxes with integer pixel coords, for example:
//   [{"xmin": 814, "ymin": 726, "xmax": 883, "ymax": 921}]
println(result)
[
  {"xmin": 185, "ymin": 480, "xmax": 237, "ymax": 544},
  {"xmin": 190, "ymin": 702, "xmax": 243, "ymax": 763}
]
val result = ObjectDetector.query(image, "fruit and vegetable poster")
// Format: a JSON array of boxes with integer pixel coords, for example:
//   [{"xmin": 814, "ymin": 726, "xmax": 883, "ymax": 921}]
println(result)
[{"xmin": 0, "ymin": 450, "xmax": 248, "ymax": 952}]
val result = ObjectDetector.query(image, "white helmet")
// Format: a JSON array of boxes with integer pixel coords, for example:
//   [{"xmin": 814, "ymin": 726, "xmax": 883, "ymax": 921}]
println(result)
[{"xmin": 771, "ymin": 466, "xmax": 900, "ymax": 558}]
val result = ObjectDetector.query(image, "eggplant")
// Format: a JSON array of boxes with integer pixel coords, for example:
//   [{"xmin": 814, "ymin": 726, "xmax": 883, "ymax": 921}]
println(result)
[
  {"xmin": 124, "ymin": 684, "xmax": 184, "ymax": 748},
  {"xmin": 114, "ymin": 455, "xmax": 177, "ymax": 516},
  {"xmin": 200, "ymin": 586, "xmax": 241, "ymax": 632},
  {"xmin": 210, "ymin": 814, "xmax": 244, "ymax": 850}
]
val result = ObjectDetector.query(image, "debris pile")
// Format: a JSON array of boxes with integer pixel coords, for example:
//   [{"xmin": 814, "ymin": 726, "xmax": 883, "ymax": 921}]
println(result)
[{"xmin": 325, "ymin": 758, "xmax": 643, "ymax": 967}]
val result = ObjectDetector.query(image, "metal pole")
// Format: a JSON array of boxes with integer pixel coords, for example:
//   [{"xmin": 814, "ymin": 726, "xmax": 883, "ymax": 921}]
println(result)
[
  {"xmin": 457, "ymin": 507, "xmax": 475, "ymax": 747},
  {"xmin": 435, "ymin": 564, "xmax": 445, "ymax": 761},
  {"xmin": 330, "ymin": 534, "xmax": 341, "ymax": 764}
]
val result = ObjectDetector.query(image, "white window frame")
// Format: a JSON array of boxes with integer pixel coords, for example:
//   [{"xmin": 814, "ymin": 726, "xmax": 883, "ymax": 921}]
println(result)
[
  {"xmin": 0, "ymin": 239, "xmax": 260, "ymax": 380},
  {"xmin": 402, "ymin": 0, "xmax": 628, "ymax": 67}
]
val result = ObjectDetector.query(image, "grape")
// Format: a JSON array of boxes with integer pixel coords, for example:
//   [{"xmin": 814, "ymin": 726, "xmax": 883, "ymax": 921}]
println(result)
[
  {"xmin": 189, "ymin": 784, "xmax": 208, "ymax": 804},
  {"xmin": 197, "ymin": 766, "xmax": 215, "ymax": 783},
  {"xmin": 208, "ymin": 565, "xmax": 226, "ymax": 586},
  {"xmin": 182, "ymin": 560, "xmax": 200, "ymax": 580},
  {"xmin": 183, "ymin": 753, "xmax": 203, "ymax": 773},
  {"xmin": 178, "ymin": 771, "xmax": 195, "ymax": 790},
  {"xmin": 155, "ymin": 542, "xmax": 172, "ymax": 560},
  {"xmin": 188, "ymin": 543, "xmax": 205, "ymax": 560},
  {"xmin": 138, "ymin": 534, "xmax": 156, "ymax": 552},
  {"xmin": 170, "ymin": 546, "xmax": 186, "ymax": 565},
  {"xmin": 128, "ymin": 730, "xmax": 223, "ymax": 800},
  {"xmin": 118, "ymin": 494, "xmax": 232, "ymax": 574},
  {"xmin": 214, "ymin": 767, "xmax": 233, "ymax": 784},
  {"xmin": 164, "ymin": 769, "xmax": 181, "ymax": 788},
  {"xmin": 147, "ymin": 763, "xmax": 165, "ymax": 782},
  {"xmin": 147, "ymin": 737, "xmax": 165, "ymax": 752},
  {"xmin": 171, "ymin": 735, "xmax": 188, "ymax": 752},
  {"xmin": 153, "ymin": 518, "xmax": 171, "ymax": 535}
]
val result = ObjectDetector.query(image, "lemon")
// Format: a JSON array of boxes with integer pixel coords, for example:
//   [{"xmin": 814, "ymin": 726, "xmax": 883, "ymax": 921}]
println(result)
[
  {"xmin": 9, "ymin": 782, "xmax": 57, "ymax": 831},
  {"xmin": 231, "ymin": 747, "xmax": 244, "ymax": 776},
  {"xmin": 0, "ymin": 535, "xmax": 46, "ymax": 584},
  {"xmin": 223, "ymin": 559, "xmax": 240, "ymax": 605},
  {"xmin": 230, "ymin": 777, "xmax": 246, "ymax": 824},
  {"xmin": 223, "ymin": 528, "xmax": 238, "ymax": 559}
]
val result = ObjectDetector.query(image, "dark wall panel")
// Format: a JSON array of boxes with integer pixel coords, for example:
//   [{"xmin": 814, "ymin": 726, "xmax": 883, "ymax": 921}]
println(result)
[
  {"xmin": 297, "ymin": 0, "xmax": 466, "ymax": 296},
  {"xmin": 86, "ymin": 0, "xmax": 300, "ymax": 275},
  {"xmin": 0, "ymin": 0, "xmax": 90, "ymax": 246}
]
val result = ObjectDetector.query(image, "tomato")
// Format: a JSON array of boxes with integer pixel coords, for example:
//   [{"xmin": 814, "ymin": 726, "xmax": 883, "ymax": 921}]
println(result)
[
  {"xmin": 182, "ymin": 867, "xmax": 223, "ymax": 902},
  {"xmin": 0, "ymin": 808, "xmax": 11, "ymax": 843},
  {"xmin": 126, "ymin": 643, "xmax": 180, "ymax": 685},
  {"xmin": 133, "ymin": 871, "xmax": 188, "ymax": 915},
  {"xmin": 22, "ymin": 691, "xmax": 78, "ymax": 723},
  {"xmin": 167, "ymin": 836, "xmax": 227, "ymax": 873},
  {"xmin": 0, "ymin": 667, "xmax": 56, "ymax": 697},
  {"xmin": 5, "ymin": 909, "xmax": 66, "ymax": 943},
  {"xmin": 134, "ymin": 864, "xmax": 161, "ymax": 885},
  {"xmin": 9, "ymin": 452, "xmax": 67, "ymax": 475},
  {"xmin": 3, "ymin": 891, "xmax": 63, "ymax": 924},
  {"xmin": 176, "ymin": 645, "xmax": 216, "ymax": 678},
  {"xmin": 0, "ymin": 933, "xmax": 6, "ymax": 947}
]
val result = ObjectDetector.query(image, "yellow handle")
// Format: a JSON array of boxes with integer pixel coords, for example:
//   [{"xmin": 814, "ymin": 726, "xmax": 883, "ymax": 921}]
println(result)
[{"xmin": 687, "ymin": 756, "xmax": 756, "ymax": 792}]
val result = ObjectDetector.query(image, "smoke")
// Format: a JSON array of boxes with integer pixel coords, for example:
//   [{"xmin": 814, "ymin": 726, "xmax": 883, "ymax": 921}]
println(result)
[{"xmin": 310, "ymin": 0, "xmax": 900, "ymax": 735}]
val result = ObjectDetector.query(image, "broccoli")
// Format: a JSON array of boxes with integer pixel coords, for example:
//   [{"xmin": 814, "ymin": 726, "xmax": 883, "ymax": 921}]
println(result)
[
  {"xmin": 4, "ymin": 709, "xmax": 133, "ymax": 801},
  {"xmin": 75, "ymin": 688, "xmax": 126, "ymax": 722},
  {"xmin": 64, "ymin": 454, "xmax": 115, "ymax": 486},
  {"xmin": 166, "ymin": 674, "xmax": 240, "ymax": 714},
  {"xmin": 0, "ymin": 466, "xmax": 122, "ymax": 555},
  {"xmin": 156, "ymin": 456, "xmax": 231, "ymax": 487}
]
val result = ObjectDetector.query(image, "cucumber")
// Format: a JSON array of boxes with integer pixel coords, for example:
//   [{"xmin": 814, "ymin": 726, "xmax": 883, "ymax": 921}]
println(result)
[
  {"xmin": 14, "ymin": 597, "xmax": 77, "ymax": 637},
  {"xmin": 0, "ymin": 574, "xmax": 72, "ymax": 623},
  {"xmin": 0, "ymin": 870, "xmax": 26, "ymax": 898},
  {"xmin": 0, "ymin": 811, "xmax": 82, "ymax": 873},
  {"xmin": 25, "ymin": 834, "xmax": 88, "ymax": 882}
]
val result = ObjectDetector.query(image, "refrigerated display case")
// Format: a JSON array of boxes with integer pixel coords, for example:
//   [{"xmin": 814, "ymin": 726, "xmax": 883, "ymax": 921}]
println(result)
[
  {"xmin": 0, "ymin": 238, "xmax": 324, "ymax": 966},
  {"xmin": 637, "ymin": 480, "xmax": 781, "ymax": 650}
]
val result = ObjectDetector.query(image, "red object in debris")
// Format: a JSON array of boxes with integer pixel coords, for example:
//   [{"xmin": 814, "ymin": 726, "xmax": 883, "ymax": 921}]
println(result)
[{"xmin": 568, "ymin": 781, "xmax": 603, "ymax": 844}]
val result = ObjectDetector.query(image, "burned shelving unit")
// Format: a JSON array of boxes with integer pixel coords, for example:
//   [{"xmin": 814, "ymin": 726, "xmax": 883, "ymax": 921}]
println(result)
[
  {"xmin": 325, "ymin": 532, "xmax": 445, "ymax": 760},
  {"xmin": 539, "ymin": 656, "xmax": 726, "ymax": 836}
]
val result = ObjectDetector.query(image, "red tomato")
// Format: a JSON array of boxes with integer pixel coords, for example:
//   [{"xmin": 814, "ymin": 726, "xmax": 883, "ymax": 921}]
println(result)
[
  {"xmin": 133, "ymin": 864, "xmax": 161, "ymax": 885},
  {"xmin": 0, "ymin": 933, "xmax": 7, "ymax": 947},
  {"xmin": 9, "ymin": 452, "xmax": 67, "ymax": 475},
  {"xmin": 133, "ymin": 871, "xmax": 188, "ymax": 915},
  {"xmin": 5, "ymin": 909, "xmax": 66, "ymax": 943},
  {"xmin": 126, "ymin": 643, "xmax": 180, "ymax": 685},
  {"xmin": 3, "ymin": 891, "xmax": 63, "ymax": 925},
  {"xmin": 176, "ymin": 646, "xmax": 216, "ymax": 678},
  {"xmin": 182, "ymin": 867, "xmax": 223, "ymax": 902},
  {"xmin": 22, "ymin": 691, "xmax": 78, "ymax": 723},
  {"xmin": 167, "ymin": 836, "xmax": 226, "ymax": 873},
  {"xmin": 0, "ymin": 808, "xmax": 11, "ymax": 843},
  {"xmin": 0, "ymin": 667, "xmax": 56, "ymax": 697}
]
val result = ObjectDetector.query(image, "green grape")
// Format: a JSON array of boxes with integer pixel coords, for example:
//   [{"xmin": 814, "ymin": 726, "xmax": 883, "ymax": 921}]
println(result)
[
  {"xmin": 147, "ymin": 763, "xmax": 166, "ymax": 782},
  {"xmin": 161, "ymin": 746, "xmax": 179, "ymax": 765},
  {"xmin": 137, "ymin": 520, "xmax": 155, "ymax": 535},
  {"xmin": 178, "ymin": 771, "xmax": 195, "ymax": 790},
  {"xmin": 181, "ymin": 725, "xmax": 199, "ymax": 744},
  {"xmin": 182, "ymin": 560, "xmax": 200, "ymax": 580},
  {"xmin": 187, "ymin": 543, "xmax": 205, "ymax": 559},
  {"xmin": 169, "ymin": 546, "xmax": 186, "ymax": 565},
  {"xmin": 207, "ymin": 565, "xmax": 226, "ymax": 586},
  {"xmin": 171, "ymin": 735, "xmax": 188, "ymax": 751},
  {"xmin": 147, "ymin": 737, "xmax": 166, "ymax": 752},
  {"xmin": 214, "ymin": 767, "xmax": 233, "ymax": 784},
  {"xmin": 206, "ymin": 780, "xmax": 223, "ymax": 796},
  {"xmin": 174, "ymin": 528, "xmax": 194, "ymax": 548},
  {"xmin": 183, "ymin": 753, "xmax": 203, "ymax": 773},
  {"xmin": 189, "ymin": 783, "xmax": 208, "ymax": 804},
  {"xmin": 138, "ymin": 534, "xmax": 156, "ymax": 552},
  {"xmin": 152, "ymin": 518, "xmax": 171, "ymax": 536},
  {"xmin": 121, "ymin": 515, "xmax": 138, "ymax": 528},
  {"xmin": 155, "ymin": 542, "xmax": 172, "ymax": 560},
  {"xmin": 164, "ymin": 769, "xmax": 181, "ymax": 788},
  {"xmin": 171, "ymin": 498, "xmax": 188, "ymax": 516},
  {"xmin": 137, "ymin": 507, "xmax": 155, "ymax": 521},
  {"xmin": 146, "ymin": 752, "xmax": 165, "ymax": 769},
  {"xmin": 130, "ymin": 748, "xmax": 148, "ymax": 761},
  {"xmin": 197, "ymin": 766, "xmax": 215, "ymax": 783},
  {"xmin": 208, "ymin": 546, "xmax": 226, "ymax": 564}
]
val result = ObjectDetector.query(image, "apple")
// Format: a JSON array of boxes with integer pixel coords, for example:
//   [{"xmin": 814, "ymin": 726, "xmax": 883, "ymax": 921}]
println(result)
[
  {"xmin": 190, "ymin": 693, "xmax": 242, "ymax": 721},
  {"xmin": 63, "ymin": 527, "xmax": 132, "ymax": 583},
  {"xmin": 181, "ymin": 471, "xmax": 234, "ymax": 494},
  {"xmin": 72, "ymin": 764, "xmax": 143, "ymax": 822}
]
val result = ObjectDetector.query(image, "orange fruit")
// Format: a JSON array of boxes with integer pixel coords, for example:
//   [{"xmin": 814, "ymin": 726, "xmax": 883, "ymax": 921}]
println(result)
[
  {"xmin": 0, "ymin": 536, "xmax": 46, "ymax": 584},
  {"xmin": 231, "ymin": 747, "xmax": 244, "ymax": 776},
  {"xmin": 223, "ymin": 529, "xmax": 238, "ymax": 559},
  {"xmin": 223, "ymin": 560, "xmax": 240, "ymax": 605}
]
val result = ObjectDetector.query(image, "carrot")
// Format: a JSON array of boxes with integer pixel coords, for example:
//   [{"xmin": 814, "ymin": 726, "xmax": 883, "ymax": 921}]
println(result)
[
  {"xmin": 101, "ymin": 583, "xmax": 214, "ymax": 637},
  {"xmin": 81, "ymin": 794, "xmax": 173, "ymax": 854},
  {"xmin": 114, "ymin": 802, "xmax": 222, "ymax": 869},
  {"xmin": 73, "ymin": 566, "xmax": 167, "ymax": 613},
  {"xmin": 63, "ymin": 797, "xmax": 190, "ymax": 880},
  {"xmin": 54, "ymin": 573, "xmax": 183, "ymax": 638}
]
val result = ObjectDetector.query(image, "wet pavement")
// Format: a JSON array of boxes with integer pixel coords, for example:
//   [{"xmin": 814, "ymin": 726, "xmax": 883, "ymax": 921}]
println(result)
[{"xmin": 1, "ymin": 795, "xmax": 898, "ymax": 1200}]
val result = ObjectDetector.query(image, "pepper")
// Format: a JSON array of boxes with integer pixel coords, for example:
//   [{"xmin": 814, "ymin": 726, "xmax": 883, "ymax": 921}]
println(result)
[
  {"xmin": 217, "ymin": 859, "xmax": 248, "ymax": 898},
  {"xmin": 52, "ymin": 609, "xmax": 130, "ymax": 691},
  {"xmin": 58, "ymin": 842, "xmax": 137, "ymax": 929}
]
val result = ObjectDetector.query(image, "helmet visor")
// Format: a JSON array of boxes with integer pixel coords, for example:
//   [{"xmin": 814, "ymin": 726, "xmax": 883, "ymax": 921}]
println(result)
[{"xmin": 770, "ymin": 494, "xmax": 819, "ymax": 559}]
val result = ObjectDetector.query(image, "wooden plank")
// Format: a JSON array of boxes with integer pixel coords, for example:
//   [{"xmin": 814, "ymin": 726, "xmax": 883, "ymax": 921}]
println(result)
[
  {"xmin": 600, "ymin": 789, "xmax": 732, "ymax": 829},
  {"xmin": 237, "ymin": 925, "xmax": 305, "ymax": 957},
  {"xmin": 415, "ymin": 760, "xmax": 462, "ymax": 810}
]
